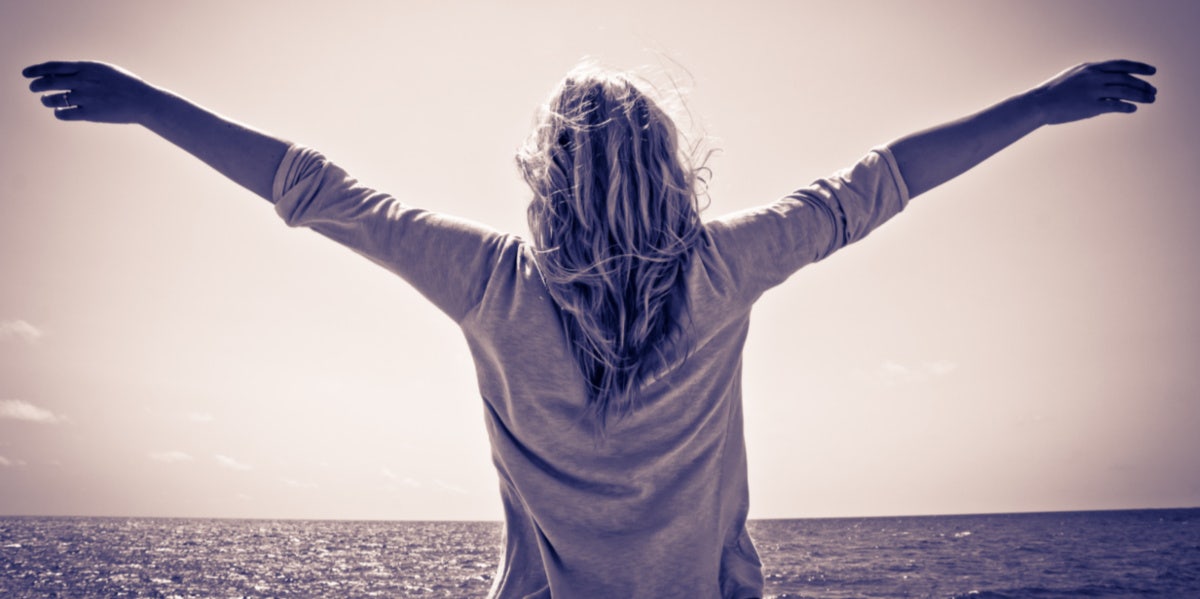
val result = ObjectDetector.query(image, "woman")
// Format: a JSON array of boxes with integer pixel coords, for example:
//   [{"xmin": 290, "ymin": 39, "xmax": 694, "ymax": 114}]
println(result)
[{"xmin": 23, "ymin": 58, "xmax": 1155, "ymax": 598}]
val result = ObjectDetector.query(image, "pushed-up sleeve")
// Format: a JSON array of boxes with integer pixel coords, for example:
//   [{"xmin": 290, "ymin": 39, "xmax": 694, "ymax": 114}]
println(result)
[
  {"xmin": 706, "ymin": 147, "xmax": 910, "ymax": 301},
  {"xmin": 272, "ymin": 144, "xmax": 504, "ymax": 323}
]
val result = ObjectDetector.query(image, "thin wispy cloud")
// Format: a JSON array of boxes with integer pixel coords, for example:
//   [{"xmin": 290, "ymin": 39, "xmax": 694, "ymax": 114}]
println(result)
[
  {"xmin": 0, "ymin": 320, "xmax": 43, "ymax": 343},
  {"xmin": 0, "ymin": 399, "xmax": 62, "ymax": 423},
  {"xmin": 925, "ymin": 360, "xmax": 958, "ymax": 376},
  {"xmin": 186, "ymin": 412, "xmax": 215, "ymax": 424},
  {"xmin": 381, "ymin": 467, "xmax": 421, "ymax": 488},
  {"xmin": 875, "ymin": 360, "xmax": 959, "ymax": 387},
  {"xmin": 149, "ymin": 450, "xmax": 194, "ymax": 463},
  {"xmin": 280, "ymin": 477, "xmax": 317, "ymax": 489},
  {"xmin": 433, "ymin": 479, "xmax": 467, "ymax": 495},
  {"xmin": 0, "ymin": 455, "xmax": 27, "ymax": 467},
  {"xmin": 214, "ymin": 454, "xmax": 252, "ymax": 471}
]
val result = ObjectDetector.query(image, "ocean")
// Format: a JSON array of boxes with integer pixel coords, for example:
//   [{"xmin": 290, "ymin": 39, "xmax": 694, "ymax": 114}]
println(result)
[{"xmin": 1, "ymin": 508, "xmax": 1197, "ymax": 598}]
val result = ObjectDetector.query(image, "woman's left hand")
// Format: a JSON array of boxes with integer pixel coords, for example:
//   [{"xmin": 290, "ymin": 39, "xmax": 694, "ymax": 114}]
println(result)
[{"xmin": 1030, "ymin": 59, "xmax": 1157, "ymax": 125}]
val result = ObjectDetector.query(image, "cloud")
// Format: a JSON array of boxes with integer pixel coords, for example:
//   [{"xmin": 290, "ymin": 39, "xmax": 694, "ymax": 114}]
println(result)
[
  {"xmin": 875, "ymin": 359, "xmax": 959, "ymax": 386},
  {"xmin": 186, "ymin": 412, "xmax": 215, "ymax": 424},
  {"xmin": 280, "ymin": 477, "xmax": 317, "ymax": 489},
  {"xmin": 0, "ymin": 320, "xmax": 43, "ymax": 343},
  {"xmin": 0, "ymin": 399, "xmax": 62, "ymax": 423},
  {"xmin": 0, "ymin": 455, "xmax": 27, "ymax": 467},
  {"xmin": 214, "ymin": 454, "xmax": 252, "ymax": 471},
  {"xmin": 433, "ymin": 479, "xmax": 467, "ymax": 495},
  {"xmin": 381, "ymin": 467, "xmax": 421, "ymax": 488},
  {"xmin": 149, "ymin": 450, "xmax": 194, "ymax": 463},
  {"xmin": 925, "ymin": 360, "xmax": 958, "ymax": 377}
]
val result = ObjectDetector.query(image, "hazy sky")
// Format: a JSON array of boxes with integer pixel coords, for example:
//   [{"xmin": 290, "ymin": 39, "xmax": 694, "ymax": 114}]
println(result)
[{"xmin": 2, "ymin": 0, "xmax": 1197, "ymax": 521}]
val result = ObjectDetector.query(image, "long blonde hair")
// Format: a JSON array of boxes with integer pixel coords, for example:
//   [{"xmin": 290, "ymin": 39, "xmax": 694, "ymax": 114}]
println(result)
[{"xmin": 516, "ymin": 65, "xmax": 708, "ymax": 433}]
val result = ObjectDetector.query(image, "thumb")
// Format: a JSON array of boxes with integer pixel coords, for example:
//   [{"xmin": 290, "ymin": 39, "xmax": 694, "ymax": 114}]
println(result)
[
  {"xmin": 54, "ymin": 106, "xmax": 90, "ymax": 121},
  {"xmin": 1102, "ymin": 99, "xmax": 1138, "ymax": 114}
]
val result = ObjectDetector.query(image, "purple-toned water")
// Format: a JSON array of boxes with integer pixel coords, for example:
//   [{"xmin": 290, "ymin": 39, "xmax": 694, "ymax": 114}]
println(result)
[{"xmin": 1, "ymin": 509, "xmax": 1196, "ymax": 597}]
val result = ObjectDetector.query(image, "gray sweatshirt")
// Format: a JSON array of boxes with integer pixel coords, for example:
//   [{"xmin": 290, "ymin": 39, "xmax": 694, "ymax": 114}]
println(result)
[{"xmin": 272, "ymin": 145, "xmax": 909, "ymax": 598}]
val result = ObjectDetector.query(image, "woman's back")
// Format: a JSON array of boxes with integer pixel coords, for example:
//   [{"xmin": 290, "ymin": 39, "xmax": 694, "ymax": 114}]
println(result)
[{"xmin": 466, "ymin": 235, "xmax": 761, "ymax": 597}]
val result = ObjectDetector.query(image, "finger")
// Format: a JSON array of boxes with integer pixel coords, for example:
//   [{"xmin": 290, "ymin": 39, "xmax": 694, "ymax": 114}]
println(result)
[
  {"xmin": 40, "ymin": 92, "xmax": 76, "ymax": 108},
  {"xmin": 22, "ymin": 61, "xmax": 81, "ymax": 78},
  {"xmin": 1101, "ymin": 72, "xmax": 1157, "ymax": 93},
  {"xmin": 1093, "ymin": 59, "xmax": 1156, "ymax": 76},
  {"xmin": 29, "ymin": 74, "xmax": 77, "ymax": 93},
  {"xmin": 1098, "ymin": 83, "xmax": 1156, "ymax": 104},
  {"xmin": 1099, "ymin": 85, "xmax": 1156, "ymax": 103},
  {"xmin": 1101, "ymin": 85, "xmax": 1157, "ymax": 104}
]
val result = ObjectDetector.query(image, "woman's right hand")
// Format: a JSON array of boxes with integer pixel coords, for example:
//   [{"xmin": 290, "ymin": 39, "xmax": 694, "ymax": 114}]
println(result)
[
  {"xmin": 23, "ymin": 60, "xmax": 161, "ymax": 124},
  {"xmin": 25, "ymin": 59, "xmax": 290, "ymax": 200}
]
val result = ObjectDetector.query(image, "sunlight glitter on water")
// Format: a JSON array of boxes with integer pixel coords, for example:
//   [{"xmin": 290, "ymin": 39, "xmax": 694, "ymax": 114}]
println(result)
[{"xmin": 1, "ymin": 510, "xmax": 1197, "ymax": 598}]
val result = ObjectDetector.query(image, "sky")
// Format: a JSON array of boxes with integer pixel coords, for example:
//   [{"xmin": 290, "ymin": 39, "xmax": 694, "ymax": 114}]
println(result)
[{"xmin": 1, "ymin": 0, "xmax": 1198, "ymax": 521}]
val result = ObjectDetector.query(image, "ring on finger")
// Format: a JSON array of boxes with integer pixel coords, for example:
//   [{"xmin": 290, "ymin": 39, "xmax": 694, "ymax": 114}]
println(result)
[{"xmin": 60, "ymin": 91, "xmax": 71, "ymax": 107}]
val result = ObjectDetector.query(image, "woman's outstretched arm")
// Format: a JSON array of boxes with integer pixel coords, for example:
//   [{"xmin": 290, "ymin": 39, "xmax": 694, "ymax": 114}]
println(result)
[
  {"xmin": 23, "ymin": 60, "xmax": 288, "ymax": 201},
  {"xmin": 888, "ymin": 59, "xmax": 1157, "ymax": 199}
]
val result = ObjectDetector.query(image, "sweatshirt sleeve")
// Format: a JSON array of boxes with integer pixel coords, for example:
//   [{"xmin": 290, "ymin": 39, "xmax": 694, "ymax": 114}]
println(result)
[
  {"xmin": 706, "ymin": 146, "xmax": 911, "ymax": 302},
  {"xmin": 271, "ymin": 144, "xmax": 504, "ymax": 323}
]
